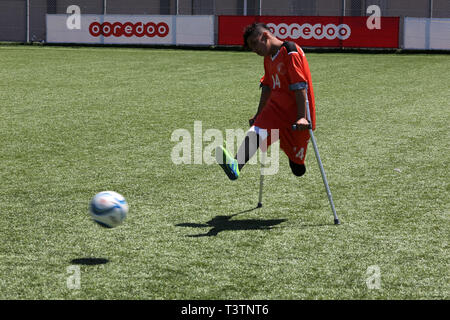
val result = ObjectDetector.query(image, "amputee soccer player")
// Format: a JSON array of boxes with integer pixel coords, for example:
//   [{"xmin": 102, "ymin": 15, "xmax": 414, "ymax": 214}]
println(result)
[{"xmin": 216, "ymin": 22, "xmax": 316, "ymax": 180}]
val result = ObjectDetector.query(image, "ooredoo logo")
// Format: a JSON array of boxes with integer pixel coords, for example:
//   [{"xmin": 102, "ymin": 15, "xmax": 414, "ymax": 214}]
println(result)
[
  {"xmin": 89, "ymin": 21, "xmax": 169, "ymax": 38},
  {"xmin": 267, "ymin": 23, "xmax": 351, "ymax": 40}
]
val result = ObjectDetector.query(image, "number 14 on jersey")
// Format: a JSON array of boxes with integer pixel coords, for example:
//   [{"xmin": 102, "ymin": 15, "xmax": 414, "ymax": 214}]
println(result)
[{"xmin": 272, "ymin": 74, "xmax": 281, "ymax": 89}]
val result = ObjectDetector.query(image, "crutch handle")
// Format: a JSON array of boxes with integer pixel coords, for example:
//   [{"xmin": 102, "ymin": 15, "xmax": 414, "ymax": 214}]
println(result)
[{"xmin": 292, "ymin": 123, "xmax": 312, "ymax": 130}]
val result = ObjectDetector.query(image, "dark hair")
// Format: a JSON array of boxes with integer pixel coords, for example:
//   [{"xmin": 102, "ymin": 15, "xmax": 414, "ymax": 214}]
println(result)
[{"xmin": 243, "ymin": 23, "xmax": 270, "ymax": 49}]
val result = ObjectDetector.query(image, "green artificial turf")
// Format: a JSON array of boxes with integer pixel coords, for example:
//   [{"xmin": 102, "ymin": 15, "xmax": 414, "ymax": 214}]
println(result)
[{"xmin": 0, "ymin": 45, "xmax": 448, "ymax": 299}]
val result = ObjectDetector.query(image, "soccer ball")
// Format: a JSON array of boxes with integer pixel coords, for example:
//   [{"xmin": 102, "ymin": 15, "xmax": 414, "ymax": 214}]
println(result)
[{"xmin": 89, "ymin": 191, "xmax": 128, "ymax": 228}]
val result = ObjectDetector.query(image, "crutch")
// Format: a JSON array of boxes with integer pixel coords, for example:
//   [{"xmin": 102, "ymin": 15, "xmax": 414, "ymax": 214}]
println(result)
[
  {"xmin": 249, "ymin": 118, "xmax": 265, "ymax": 209},
  {"xmin": 257, "ymin": 152, "xmax": 264, "ymax": 208},
  {"xmin": 292, "ymin": 105, "xmax": 340, "ymax": 225}
]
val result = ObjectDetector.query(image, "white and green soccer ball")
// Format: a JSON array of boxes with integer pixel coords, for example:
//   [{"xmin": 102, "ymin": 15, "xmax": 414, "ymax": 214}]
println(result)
[{"xmin": 89, "ymin": 191, "xmax": 128, "ymax": 228}]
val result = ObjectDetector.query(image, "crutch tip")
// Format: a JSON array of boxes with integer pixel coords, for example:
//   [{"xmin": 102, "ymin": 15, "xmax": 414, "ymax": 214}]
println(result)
[
  {"xmin": 334, "ymin": 218, "xmax": 340, "ymax": 225},
  {"xmin": 257, "ymin": 202, "xmax": 263, "ymax": 208}
]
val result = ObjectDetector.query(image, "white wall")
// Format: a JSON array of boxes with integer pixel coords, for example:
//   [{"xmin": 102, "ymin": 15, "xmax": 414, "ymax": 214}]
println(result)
[
  {"xmin": 46, "ymin": 14, "xmax": 215, "ymax": 46},
  {"xmin": 404, "ymin": 17, "xmax": 450, "ymax": 50}
]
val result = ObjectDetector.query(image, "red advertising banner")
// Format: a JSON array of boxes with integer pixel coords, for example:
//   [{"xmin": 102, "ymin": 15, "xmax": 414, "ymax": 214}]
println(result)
[{"xmin": 218, "ymin": 16, "xmax": 399, "ymax": 48}]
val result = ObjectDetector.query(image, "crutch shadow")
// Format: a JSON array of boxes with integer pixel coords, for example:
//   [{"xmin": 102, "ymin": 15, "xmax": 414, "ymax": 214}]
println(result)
[
  {"xmin": 176, "ymin": 207, "xmax": 287, "ymax": 237},
  {"xmin": 70, "ymin": 258, "xmax": 109, "ymax": 265}
]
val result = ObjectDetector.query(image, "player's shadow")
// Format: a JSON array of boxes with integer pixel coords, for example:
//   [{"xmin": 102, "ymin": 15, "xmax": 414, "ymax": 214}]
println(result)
[
  {"xmin": 176, "ymin": 207, "xmax": 287, "ymax": 237},
  {"xmin": 70, "ymin": 258, "xmax": 110, "ymax": 265}
]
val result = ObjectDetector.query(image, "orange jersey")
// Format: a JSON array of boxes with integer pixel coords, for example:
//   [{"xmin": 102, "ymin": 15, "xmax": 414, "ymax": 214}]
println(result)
[{"xmin": 259, "ymin": 41, "xmax": 316, "ymax": 130}]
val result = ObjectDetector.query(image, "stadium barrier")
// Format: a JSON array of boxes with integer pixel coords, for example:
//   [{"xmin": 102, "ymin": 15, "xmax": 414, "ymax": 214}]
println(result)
[
  {"xmin": 46, "ymin": 14, "xmax": 215, "ymax": 46},
  {"xmin": 403, "ymin": 18, "xmax": 450, "ymax": 50},
  {"xmin": 45, "ymin": 14, "xmax": 450, "ymax": 51}
]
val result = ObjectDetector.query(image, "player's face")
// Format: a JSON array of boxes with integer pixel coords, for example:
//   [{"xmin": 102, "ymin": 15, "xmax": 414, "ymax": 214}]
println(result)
[{"xmin": 247, "ymin": 32, "xmax": 270, "ymax": 56}]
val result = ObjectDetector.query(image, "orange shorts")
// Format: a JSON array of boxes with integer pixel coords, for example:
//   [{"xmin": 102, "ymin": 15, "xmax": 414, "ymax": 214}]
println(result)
[{"xmin": 253, "ymin": 101, "xmax": 313, "ymax": 165}]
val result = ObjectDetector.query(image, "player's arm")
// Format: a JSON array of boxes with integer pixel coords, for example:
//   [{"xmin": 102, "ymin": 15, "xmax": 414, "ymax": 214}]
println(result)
[
  {"xmin": 284, "ymin": 42, "xmax": 310, "ymax": 129},
  {"xmin": 250, "ymin": 84, "xmax": 271, "ymax": 126},
  {"xmin": 256, "ymin": 84, "xmax": 271, "ymax": 116},
  {"xmin": 294, "ymin": 88, "xmax": 310, "ymax": 129}
]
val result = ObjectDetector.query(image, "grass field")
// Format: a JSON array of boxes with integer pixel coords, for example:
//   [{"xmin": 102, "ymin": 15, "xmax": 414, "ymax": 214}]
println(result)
[{"xmin": 0, "ymin": 45, "xmax": 448, "ymax": 300}]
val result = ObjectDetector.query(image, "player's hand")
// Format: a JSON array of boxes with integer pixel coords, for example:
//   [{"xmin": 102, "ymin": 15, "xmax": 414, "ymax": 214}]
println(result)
[{"xmin": 293, "ymin": 118, "xmax": 310, "ymax": 130}]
